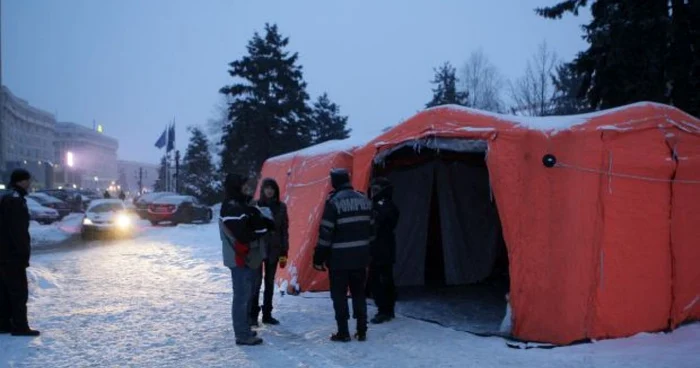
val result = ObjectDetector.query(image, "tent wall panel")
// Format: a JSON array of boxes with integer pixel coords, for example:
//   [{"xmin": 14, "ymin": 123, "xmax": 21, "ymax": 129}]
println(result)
[
  {"xmin": 487, "ymin": 131, "xmax": 604, "ymax": 344},
  {"xmin": 591, "ymin": 130, "xmax": 674, "ymax": 339},
  {"xmin": 670, "ymin": 132, "xmax": 700, "ymax": 326}
]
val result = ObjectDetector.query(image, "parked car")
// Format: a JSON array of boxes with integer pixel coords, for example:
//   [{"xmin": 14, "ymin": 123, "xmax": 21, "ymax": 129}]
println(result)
[
  {"xmin": 26, "ymin": 197, "xmax": 60, "ymax": 224},
  {"xmin": 38, "ymin": 189, "xmax": 90, "ymax": 212},
  {"xmin": 28, "ymin": 193, "xmax": 72, "ymax": 219},
  {"xmin": 147, "ymin": 195, "xmax": 213, "ymax": 226},
  {"xmin": 133, "ymin": 192, "xmax": 177, "ymax": 219},
  {"xmin": 81, "ymin": 199, "xmax": 135, "ymax": 240}
]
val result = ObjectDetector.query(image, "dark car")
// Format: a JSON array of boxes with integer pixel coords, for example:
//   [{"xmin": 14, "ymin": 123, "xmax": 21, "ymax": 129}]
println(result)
[
  {"xmin": 133, "ymin": 192, "xmax": 177, "ymax": 219},
  {"xmin": 147, "ymin": 195, "xmax": 212, "ymax": 226},
  {"xmin": 38, "ymin": 189, "xmax": 90, "ymax": 212},
  {"xmin": 28, "ymin": 192, "xmax": 72, "ymax": 219}
]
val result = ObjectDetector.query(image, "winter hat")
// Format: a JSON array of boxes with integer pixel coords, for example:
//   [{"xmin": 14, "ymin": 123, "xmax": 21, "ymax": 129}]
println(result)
[
  {"xmin": 330, "ymin": 168, "xmax": 351, "ymax": 190},
  {"xmin": 224, "ymin": 173, "xmax": 246, "ymax": 199},
  {"xmin": 370, "ymin": 176, "xmax": 392, "ymax": 199},
  {"xmin": 10, "ymin": 169, "xmax": 32, "ymax": 184}
]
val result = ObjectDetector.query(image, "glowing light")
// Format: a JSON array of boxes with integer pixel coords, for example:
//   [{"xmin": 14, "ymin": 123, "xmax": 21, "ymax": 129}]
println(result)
[
  {"xmin": 94, "ymin": 176, "xmax": 99, "ymax": 182},
  {"xmin": 97, "ymin": 124, "xmax": 103, "ymax": 133},
  {"xmin": 66, "ymin": 152, "xmax": 74, "ymax": 168},
  {"xmin": 116, "ymin": 213, "xmax": 131, "ymax": 229},
  {"xmin": 82, "ymin": 218, "xmax": 93, "ymax": 225},
  {"xmin": 72, "ymin": 184, "xmax": 78, "ymax": 189}
]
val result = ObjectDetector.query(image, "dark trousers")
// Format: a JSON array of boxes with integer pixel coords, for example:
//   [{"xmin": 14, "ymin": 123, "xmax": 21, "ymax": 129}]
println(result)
[
  {"xmin": 329, "ymin": 268, "xmax": 367, "ymax": 335},
  {"xmin": 250, "ymin": 259, "xmax": 278, "ymax": 318},
  {"xmin": 0, "ymin": 264, "xmax": 29, "ymax": 330},
  {"xmin": 369, "ymin": 264, "xmax": 396, "ymax": 316}
]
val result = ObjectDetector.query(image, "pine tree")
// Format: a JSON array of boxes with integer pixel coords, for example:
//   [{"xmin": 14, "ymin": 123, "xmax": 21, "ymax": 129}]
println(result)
[
  {"xmin": 181, "ymin": 127, "xmax": 218, "ymax": 204},
  {"xmin": 153, "ymin": 156, "xmax": 168, "ymax": 192},
  {"xmin": 426, "ymin": 62, "xmax": 469, "ymax": 108},
  {"xmin": 310, "ymin": 93, "xmax": 351, "ymax": 145},
  {"xmin": 537, "ymin": 0, "xmax": 700, "ymax": 117},
  {"xmin": 219, "ymin": 23, "xmax": 312, "ymax": 177},
  {"xmin": 551, "ymin": 63, "xmax": 593, "ymax": 115}
]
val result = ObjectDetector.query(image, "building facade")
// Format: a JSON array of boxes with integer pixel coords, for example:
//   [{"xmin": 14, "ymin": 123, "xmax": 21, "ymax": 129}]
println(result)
[
  {"xmin": 0, "ymin": 86, "xmax": 57, "ymax": 188},
  {"xmin": 54, "ymin": 122, "xmax": 119, "ymax": 191},
  {"xmin": 117, "ymin": 160, "xmax": 159, "ymax": 195}
]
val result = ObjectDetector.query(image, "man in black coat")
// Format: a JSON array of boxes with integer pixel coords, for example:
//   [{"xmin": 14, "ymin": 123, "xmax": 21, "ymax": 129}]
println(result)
[
  {"xmin": 368, "ymin": 177, "xmax": 400, "ymax": 324},
  {"xmin": 0, "ymin": 169, "xmax": 40, "ymax": 336},
  {"xmin": 313, "ymin": 168, "xmax": 373, "ymax": 342},
  {"xmin": 250, "ymin": 177, "xmax": 289, "ymax": 326}
]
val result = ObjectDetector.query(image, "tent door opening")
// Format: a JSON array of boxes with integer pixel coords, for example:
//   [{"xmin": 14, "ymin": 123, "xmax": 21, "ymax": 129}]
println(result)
[{"xmin": 371, "ymin": 138, "xmax": 510, "ymax": 335}]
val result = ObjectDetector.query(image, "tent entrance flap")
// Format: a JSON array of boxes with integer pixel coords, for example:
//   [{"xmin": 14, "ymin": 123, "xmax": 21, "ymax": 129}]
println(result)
[
  {"xmin": 372, "ymin": 139, "xmax": 510, "ymax": 335},
  {"xmin": 374, "ymin": 140, "xmax": 507, "ymax": 287}
]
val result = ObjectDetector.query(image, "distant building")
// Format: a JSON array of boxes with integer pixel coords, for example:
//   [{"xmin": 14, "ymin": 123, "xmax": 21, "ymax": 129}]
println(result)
[
  {"xmin": 0, "ymin": 86, "xmax": 57, "ymax": 189},
  {"xmin": 117, "ymin": 160, "xmax": 158, "ymax": 195},
  {"xmin": 54, "ymin": 122, "xmax": 119, "ymax": 190}
]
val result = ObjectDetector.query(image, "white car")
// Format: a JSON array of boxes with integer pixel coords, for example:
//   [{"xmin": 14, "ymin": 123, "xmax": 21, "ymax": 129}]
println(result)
[
  {"xmin": 81, "ymin": 199, "xmax": 134, "ymax": 240},
  {"xmin": 26, "ymin": 197, "xmax": 60, "ymax": 225}
]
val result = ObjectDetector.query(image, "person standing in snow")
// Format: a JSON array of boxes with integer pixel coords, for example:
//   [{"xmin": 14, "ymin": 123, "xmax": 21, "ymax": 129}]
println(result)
[
  {"xmin": 0, "ymin": 169, "xmax": 41, "ymax": 336},
  {"xmin": 118, "ymin": 190, "xmax": 126, "ymax": 201},
  {"xmin": 368, "ymin": 177, "xmax": 399, "ymax": 324},
  {"xmin": 250, "ymin": 178, "xmax": 289, "ymax": 326},
  {"xmin": 219, "ymin": 173, "xmax": 274, "ymax": 346},
  {"xmin": 103, "ymin": 190, "xmax": 111, "ymax": 199},
  {"xmin": 313, "ymin": 168, "xmax": 373, "ymax": 342}
]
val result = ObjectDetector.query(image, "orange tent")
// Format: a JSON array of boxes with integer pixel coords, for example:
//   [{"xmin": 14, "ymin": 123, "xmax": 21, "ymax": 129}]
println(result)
[{"xmin": 259, "ymin": 102, "xmax": 700, "ymax": 345}]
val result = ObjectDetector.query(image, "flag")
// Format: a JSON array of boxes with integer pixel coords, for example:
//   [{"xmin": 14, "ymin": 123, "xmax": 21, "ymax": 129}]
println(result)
[
  {"xmin": 167, "ymin": 122, "xmax": 175, "ymax": 152},
  {"xmin": 154, "ymin": 127, "xmax": 167, "ymax": 149}
]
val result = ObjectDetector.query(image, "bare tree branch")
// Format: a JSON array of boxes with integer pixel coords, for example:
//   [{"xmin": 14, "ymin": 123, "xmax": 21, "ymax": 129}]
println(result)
[
  {"xmin": 460, "ymin": 49, "xmax": 506, "ymax": 113},
  {"xmin": 509, "ymin": 41, "xmax": 559, "ymax": 116}
]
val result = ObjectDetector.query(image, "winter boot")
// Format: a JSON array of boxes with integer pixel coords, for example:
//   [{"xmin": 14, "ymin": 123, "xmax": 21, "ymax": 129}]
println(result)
[
  {"xmin": 262, "ymin": 314, "xmax": 280, "ymax": 325},
  {"xmin": 370, "ymin": 314, "xmax": 392, "ymax": 324},
  {"xmin": 354, "ymin": 331, "xmax": 366, "ymax": 342},
  {"xmin": 11, "ymin": 328, "xmax": 40, "ymax": 337},
  {"xmin": 235, "ymin": 336, "xmax": 263, "ymax": 346},
  {"xmin": 330, "ymin": 333, "xmax": 352, "ymax": 342}
]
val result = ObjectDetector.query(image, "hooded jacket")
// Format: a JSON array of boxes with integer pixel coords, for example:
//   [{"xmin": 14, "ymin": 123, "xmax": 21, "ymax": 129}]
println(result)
[
  {"xmin": 219, "ymin": 174, "xmax": 273, "ymax": 269},
  {"xmin": 0, "ymin": 184, "xmax": 31, "ymax": 267},
  {"xmin": 256, "ymin": 178, "xmax": 289, "ymax": 261},
  {"xmin": 370, "ymin": 177, "xmax": 399, "ymax": 266}
]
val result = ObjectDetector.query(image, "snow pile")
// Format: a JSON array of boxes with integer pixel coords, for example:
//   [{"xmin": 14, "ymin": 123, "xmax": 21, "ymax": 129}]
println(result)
[{"xmin": 30, "ymin": 213, "xmax": 83, "ymax": 248}]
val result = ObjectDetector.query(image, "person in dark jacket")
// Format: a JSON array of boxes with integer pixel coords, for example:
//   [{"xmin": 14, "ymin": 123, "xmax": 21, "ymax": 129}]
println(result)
[
  {"xmin": 103, "ymin": 190, "xmax": 111, "ymax": 199},
  {"xmin": 313, "ymin": 168, "xmax": 373, "ymax": 342},
  {"xmin": 368, "ymin": 177, "xmax": 400, "ymax": 324},
  {"xmin": 219, "ymin": 173, "xmax": 274, "ymax": 346},
  {"xmin": 250, "ymin": 178, "xmax": 289, "ymax": 326},
  {"xmin": 118, "ymin": 190, "xmax": 126, "ymax": 201},
  {"xmin": 0, "ymin": 169, "xmax": 40, "ymax": 336}
]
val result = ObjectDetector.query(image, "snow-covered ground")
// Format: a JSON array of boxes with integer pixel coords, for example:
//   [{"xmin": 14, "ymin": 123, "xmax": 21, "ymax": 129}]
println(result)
[{"xmin": 2, "ymin": 223, "xmax": 699, "ymax": 368}]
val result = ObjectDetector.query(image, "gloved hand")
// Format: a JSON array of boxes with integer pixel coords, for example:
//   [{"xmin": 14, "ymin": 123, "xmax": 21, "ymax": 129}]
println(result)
[
  {"xmin": 234, "ymin": 241, "xmax": 250, "ymax": 267},
  {"xmin": 279, "ymin": 256, "xmax": 288, "ymax": 269}
]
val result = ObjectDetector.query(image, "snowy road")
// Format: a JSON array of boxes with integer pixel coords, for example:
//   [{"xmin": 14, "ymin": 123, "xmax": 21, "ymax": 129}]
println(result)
[{"xmin": 1, "ymin": 223, "xmax": 699, "ymax": 368}]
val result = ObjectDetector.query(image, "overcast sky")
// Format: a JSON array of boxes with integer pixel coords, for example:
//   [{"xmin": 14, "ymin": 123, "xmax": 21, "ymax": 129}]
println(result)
[{"xmin": 2, "ymin": 0, "xmax": 590, "ymax": 163}]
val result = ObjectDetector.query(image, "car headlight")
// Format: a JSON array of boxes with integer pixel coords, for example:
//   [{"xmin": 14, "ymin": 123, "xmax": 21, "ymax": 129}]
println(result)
[
  {"xmin": 116, "ymin": 213, "xmax": 131, "ymax": 229},
  {"xmin": 83, "ymin": 217, "xmax": 93, "ymax": 225}
]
